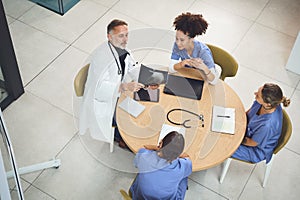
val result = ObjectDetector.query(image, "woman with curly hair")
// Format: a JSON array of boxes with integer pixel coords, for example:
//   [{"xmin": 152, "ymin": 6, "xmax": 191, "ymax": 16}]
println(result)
[
  {"xmin": 169, "ymin": 12, "xmax": 220, "ymax": 85},
  {"xmin": 232, "ymin": 83, "xmax": 291, "ymax": 163}
]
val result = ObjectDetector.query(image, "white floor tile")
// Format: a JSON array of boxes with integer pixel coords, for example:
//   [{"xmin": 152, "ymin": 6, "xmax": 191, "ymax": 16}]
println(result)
[
  {"xmin": 233, "ymin": 23, "xmax": 300, "ymax": 87},
  {"xmin": 18, "ymin": 0, "xmax": 108, "ymax": 44},
  {"xmin": 2, "ymin": 0, "xmax": 34, "ymax": 19},
  {"xmin": 189, "ymin": 0, "xmax": 254, "ymax": 52},
  {"xmin": 201, "ymin": 0, "xmax": 269, "ymax": 21},
  {"xmin": 25, "ymin": 46, "xmax": 88, "ymax": 115},
  {"xmin": 2, "ymin": 92, "xmax": 76, "ymax": 181},
  {"xmin": 32, "ymin": 136, "xmax": 131, "ymax": 200},
  {"xmin": 85, "ymin": 0, "xmax": 119, "ymax": 7},
  {"xmin": 9, "ymin": 20, "xmax": 68, "ymax": 85},
  {"xmin": 112, "ymin": 0, "xmax": 195, "ymax": 28},
  {"xmin": 190, "ymin": 162, "xmax": 254, "ymax": 200},
  {"xmin": 185, "ymin": 177, "xmax": 228, "ymax": 200},
  {"xmin": 257, "ymin": 0, "xmax": 300, "ymax": 37},
  {"xmin": 240, "ymin": 149, "xmax": 300, "ymax": 200},
  {"xmin": 5, "ymin": 15, "xmax": 15, "ymax": 24},
  {"xmin": 225, "ymin": 66, "xmax": 294, "ymax": 110},
  {"xmin": 73, "ymin": 9, "xmax": 148, "ymax": 54}
]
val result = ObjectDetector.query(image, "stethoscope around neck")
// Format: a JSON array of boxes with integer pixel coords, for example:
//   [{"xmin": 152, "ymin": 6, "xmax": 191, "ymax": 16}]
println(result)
[
  {"xmin": 166, "ymin": 108, "xmax": 204, "ymax": 128},
  {"xmin": 108, "ymin": 41, "xmax": 137, "ymax": 76}
]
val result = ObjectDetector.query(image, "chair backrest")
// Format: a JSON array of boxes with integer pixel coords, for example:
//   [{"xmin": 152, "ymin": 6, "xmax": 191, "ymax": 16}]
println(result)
[
  {"xmin": 273, "ymin": 109, "xmax": 292, "ymax": 154},
  {"xmin": 74, "ymin": 63, "xmax": 90, "ymax": 97},
  {"xmin": 120, "ymin": 189, "xmax": 132, "ymax": 200},
  {"xmin": 206, "ymin": 44, "xmax": 238, "ymax": 80}
]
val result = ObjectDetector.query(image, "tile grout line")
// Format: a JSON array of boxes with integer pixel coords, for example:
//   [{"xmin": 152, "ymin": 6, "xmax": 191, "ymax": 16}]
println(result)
[{"xmin": 188, "ymin": 177, "xmax": 230, "ymax": 200}]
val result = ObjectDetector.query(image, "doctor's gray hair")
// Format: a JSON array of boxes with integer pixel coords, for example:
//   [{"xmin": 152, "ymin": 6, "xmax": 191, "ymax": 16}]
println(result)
[{"xmin": 107, "ymin": 19, "xmax": 128, "ymax": 34}]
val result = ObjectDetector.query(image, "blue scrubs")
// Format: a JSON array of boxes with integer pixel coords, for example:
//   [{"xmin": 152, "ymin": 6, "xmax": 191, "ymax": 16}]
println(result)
[
  {"xmin": 232, "ymin": 101, "xmax": 283, "ymax": 163},
  {"xmin": 130, "ymin": 148, "xmax": 192, "ymax": 200},
  {"xmin": 171, "ymin": 40, "xmax": 215, "ymax": 69}
]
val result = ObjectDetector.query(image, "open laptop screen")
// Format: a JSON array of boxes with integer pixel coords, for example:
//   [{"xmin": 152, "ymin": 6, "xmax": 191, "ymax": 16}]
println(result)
[{"xmin": 163, "ymin": 75, "xmax": 204, "ymax": 100}]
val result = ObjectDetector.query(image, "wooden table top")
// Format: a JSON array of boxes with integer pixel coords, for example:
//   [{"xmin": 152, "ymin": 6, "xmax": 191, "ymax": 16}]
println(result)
[{"xmin": 117, "ymin": 68, "xmax": 246, "ymax": 171}]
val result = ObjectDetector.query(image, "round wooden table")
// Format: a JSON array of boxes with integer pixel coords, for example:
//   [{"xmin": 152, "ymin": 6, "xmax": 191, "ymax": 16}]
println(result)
[{"xmin": 117, "ymin": 68, "xmax": 246, "ymax": 171}]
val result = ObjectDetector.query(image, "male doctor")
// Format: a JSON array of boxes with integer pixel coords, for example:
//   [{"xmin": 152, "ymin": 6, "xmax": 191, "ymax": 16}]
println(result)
[{"xmin": 79, "ymin": 19, "xmax": 143, "ymax": 148}]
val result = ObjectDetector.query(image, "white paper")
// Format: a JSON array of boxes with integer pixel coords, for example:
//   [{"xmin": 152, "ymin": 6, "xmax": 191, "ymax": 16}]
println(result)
[
  {"xmin": 157, "ymin": 124, "xmax": 185, "ymax": 145},
  {"xmin": 211, "ymin": 105, "xmax": 235, "ymax": 134},
  {"xmin": 118, "ymin": 97, "xmax": 145, "ymax": 118}
]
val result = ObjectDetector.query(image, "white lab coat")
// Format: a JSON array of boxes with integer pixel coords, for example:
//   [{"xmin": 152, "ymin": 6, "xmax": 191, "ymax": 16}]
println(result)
[{"xmin": 79, "ymin": 42, "xmax": 137, "ymax": 142}]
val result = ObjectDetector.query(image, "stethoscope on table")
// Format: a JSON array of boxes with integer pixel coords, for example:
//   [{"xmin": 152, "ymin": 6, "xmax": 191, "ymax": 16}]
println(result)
[{"xmin": 167, "ymin": 108, "xmax": 204, "ymax": 128}]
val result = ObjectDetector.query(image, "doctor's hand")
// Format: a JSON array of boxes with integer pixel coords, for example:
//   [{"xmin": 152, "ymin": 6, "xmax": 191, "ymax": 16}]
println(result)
[{"xmin": 120, "ymin": 82, "xmax": 144, "ymax": 92}]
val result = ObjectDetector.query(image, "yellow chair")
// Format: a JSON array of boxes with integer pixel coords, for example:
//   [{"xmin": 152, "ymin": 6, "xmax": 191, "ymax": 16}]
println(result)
[
  {"xmin": 74, "ymin": 63, "xmax": 90, "ymax": 97},
  {"xmin": 206, "ymin": 44, "xmax": 238, "ymax": 81},
  {"xmin": 219, "ymin": 109, "xmax": 292, "ymax": 187},
  {"xmin": 120, "ymin": 189, "xmax": 132, "ymax": 200}
]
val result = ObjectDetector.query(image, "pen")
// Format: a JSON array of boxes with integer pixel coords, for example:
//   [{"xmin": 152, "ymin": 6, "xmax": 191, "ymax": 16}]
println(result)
[{"xmin": 217, "ymin": 115, "xmax": 230, "ymax": 118}]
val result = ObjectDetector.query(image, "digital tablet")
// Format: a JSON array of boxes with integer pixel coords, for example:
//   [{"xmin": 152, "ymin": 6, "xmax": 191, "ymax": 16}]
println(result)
[{"xmin": 133, "ymin": 88, "xmax": 160, "ymax": 102}]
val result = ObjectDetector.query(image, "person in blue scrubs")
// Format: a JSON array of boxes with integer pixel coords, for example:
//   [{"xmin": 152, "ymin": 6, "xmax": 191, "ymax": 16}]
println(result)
[
  {"xmin": 169, "ymin": 12, "xmax": 219, "ymax": 85},
  {"xmin": 130, "ymin": 131, "xmax": 192, "ymax": 200},
  {"xmin": 232, "ymin": 83, "xmax": 291, "ymax": 163}
]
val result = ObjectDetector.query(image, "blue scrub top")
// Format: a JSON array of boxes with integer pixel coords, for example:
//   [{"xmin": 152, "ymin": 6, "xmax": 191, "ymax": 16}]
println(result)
[
  {"xmin": 130, "ymin": 148, "xmax": 192, "ymax": 200},
  {"xmin": 171, "ymin": 40, "xmax": 215, "ymax": 69},
  {"xmin": 232, "ymin": 101, "xmax": 283, "ymax": 163}
]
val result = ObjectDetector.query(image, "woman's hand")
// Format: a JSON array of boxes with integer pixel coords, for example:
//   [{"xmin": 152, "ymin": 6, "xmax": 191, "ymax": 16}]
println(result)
[
  {"xmin": 179, "ymin": 152, "xmax": 190, "ymax": 158},
  {"xmin": 144, "ymin": 145, "xmax": 160, "ymax": 151},
  {"xmin": 190, "ymin": 58, "xmax": 207, "ymax": 71}
]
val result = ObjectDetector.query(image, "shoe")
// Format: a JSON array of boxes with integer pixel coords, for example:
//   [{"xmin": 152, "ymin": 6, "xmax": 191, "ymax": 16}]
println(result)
[
  {"xmin": 118, "ymin": 140, "xmax": 128, "ymax": 149},
  {"xmin": 118, "ymin": 140, "xmax": 133, "ymax": 152}
]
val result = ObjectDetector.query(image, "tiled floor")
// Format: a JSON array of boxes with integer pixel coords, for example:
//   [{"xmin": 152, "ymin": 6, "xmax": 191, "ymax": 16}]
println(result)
[{"xmin": 1, "ymin": 0, "xmax": 300, "ymax": 199}]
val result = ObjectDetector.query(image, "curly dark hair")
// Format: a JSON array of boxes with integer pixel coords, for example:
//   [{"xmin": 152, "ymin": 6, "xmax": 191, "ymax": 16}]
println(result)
[
  {"xmin": 158, "ymin": 131, "xmax": 185, "ymax": 162},
  {"xmin": 173, "ymin": 12, "xmax": 208, "ymax": 38}
]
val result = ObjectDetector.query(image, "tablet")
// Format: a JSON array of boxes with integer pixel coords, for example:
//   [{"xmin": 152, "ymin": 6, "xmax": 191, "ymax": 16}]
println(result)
[{"xmin": 134, "ymin": 88, "xmax": 160, "ymax": 102}]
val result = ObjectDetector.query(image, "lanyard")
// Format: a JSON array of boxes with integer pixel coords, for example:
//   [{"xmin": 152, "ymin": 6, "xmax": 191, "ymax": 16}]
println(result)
[{"xmin": 167, "ymin": 108, "xmax": 204, "ymax": 128}]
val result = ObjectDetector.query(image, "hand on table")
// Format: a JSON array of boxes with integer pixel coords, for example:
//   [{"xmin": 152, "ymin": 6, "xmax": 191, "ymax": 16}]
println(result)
[
  {"xmin": 179, "ymin": 152, "xmax": 190, "ymax": 158},
  {"xmin": 144, "ymin": 145, "xmax": 160, "ymax": 151}
]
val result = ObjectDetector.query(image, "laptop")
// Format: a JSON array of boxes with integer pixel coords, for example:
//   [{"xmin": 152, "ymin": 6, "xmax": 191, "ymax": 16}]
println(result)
[{"xmin": 163, "ymin": 75, "xmax": 204, "ymax": 100}]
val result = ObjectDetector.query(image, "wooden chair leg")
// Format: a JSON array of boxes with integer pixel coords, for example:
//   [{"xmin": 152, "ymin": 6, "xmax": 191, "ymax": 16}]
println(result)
[{"xmin": 220, "ymin": 158, "xmax": 232, "ymax": 183}]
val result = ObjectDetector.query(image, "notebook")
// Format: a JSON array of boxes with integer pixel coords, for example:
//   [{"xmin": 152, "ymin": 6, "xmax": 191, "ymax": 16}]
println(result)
[
  {"xmin": 118, "ymin": 97, "xmax": 145, "ymax": 118},
  {"xmin": 163, "ymin": 75, "xmax": 204, "ymax": 100},
  {"xmin": 211, "ymin": 105, "xmax": 235, "ymax": 134}
]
